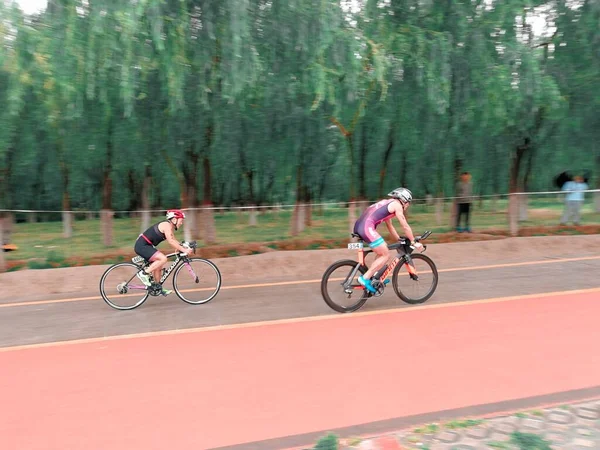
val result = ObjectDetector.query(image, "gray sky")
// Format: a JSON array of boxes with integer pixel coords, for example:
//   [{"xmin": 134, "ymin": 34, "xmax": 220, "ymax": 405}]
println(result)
[
  {"xmin": 14, "ymin": 0, "xmax": 554, "ymax": 38},
  {"xmin": 14, "ymin": 0, "xmax": 47, "ymax": 15}
]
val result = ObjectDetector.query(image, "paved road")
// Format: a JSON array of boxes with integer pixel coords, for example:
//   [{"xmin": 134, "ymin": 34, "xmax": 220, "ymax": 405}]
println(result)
[
  {"xmin": 2, "ymin": 255, "xmax": 600, "ymax": 348},
  {"xmin": 3, "ymin": 238, "xmax": 600, "ymax": 449}
]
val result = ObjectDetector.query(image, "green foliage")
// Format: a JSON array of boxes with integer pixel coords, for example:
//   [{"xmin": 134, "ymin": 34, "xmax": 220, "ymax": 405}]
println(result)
[
  {"xmin": 509, "ymin": 431, "xmax": 552, "ymax": 449},
  {"xmin": 313, "ymin": 433, "xmax": 338, "ymax": 450},
  {"xmin": 444, "ymin": 419, "xmax": 483, "ymax": 429},
  {"xmin": 0, "ymin": 0, "xmax": 598, "ymax": 216}
]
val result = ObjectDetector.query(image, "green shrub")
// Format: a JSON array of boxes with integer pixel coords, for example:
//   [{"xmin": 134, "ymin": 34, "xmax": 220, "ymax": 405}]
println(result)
[
  {"xmin": 313, "ymin": 433, "xmax": 338, "ymax": 450},
  {"xmin": 510, "ymin": 431, "xmax": 552, "ymax": 450}
]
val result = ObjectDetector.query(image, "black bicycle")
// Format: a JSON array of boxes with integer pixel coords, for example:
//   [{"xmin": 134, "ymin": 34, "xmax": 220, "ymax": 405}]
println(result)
[
  {"xmin": 99, "ymin": 241, "xmax": 222, "ymax": 310},
  {"xmin": 321, "ymin": 231, "xmax": 438, "ymax": 313}
]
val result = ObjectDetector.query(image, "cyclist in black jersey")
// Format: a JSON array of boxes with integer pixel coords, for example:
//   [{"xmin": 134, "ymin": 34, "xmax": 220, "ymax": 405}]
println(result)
[{"xmin": 134, "ymin": 209, "xmax": 193, "ymax": 295}]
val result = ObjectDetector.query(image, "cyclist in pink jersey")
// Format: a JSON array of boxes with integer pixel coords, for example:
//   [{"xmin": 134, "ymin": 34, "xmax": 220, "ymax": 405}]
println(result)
[{"xmin": 353, "ymin": 187, "xmax": 423, "ymax": 293}]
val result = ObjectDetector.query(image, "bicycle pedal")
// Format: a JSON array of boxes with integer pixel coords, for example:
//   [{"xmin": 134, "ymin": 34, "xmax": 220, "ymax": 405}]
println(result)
[{"xmin": 383, "ymin": 279, "xmax": 390, "ymax": 285}]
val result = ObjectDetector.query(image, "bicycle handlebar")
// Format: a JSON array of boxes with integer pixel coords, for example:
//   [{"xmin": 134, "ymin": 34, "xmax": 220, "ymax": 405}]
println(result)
[
  {"xmin": 389, "ymin": 230, "xmax": 432, "ymax": 253},
  {"xmin": 181, "ymin": 240, "xmax": 197, "ymax": 255},
  {"xmin": 419, "ymin": 230, "xmax": 432, "ymax": 241}
]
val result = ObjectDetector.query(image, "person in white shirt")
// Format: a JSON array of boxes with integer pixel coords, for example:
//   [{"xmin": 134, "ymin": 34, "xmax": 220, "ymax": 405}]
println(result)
[{"xmin": 560, "ymin": 175, "xmax": 588, "ymax": 226}]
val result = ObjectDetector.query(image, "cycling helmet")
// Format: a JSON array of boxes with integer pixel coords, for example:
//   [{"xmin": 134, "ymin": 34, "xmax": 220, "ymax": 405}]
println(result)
[
  {"xmin": 387, "ymin": 187, "xmax": 413, "ymax": 204},
  {"xmin": 166, "ymin": 209, "xmax": 186, "ymax": 220}
]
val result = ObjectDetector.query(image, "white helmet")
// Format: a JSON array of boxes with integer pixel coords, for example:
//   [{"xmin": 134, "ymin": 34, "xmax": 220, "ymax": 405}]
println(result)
[{"xmin": 387, "ymin": 187, "xmax": 412, "ymax": 204}]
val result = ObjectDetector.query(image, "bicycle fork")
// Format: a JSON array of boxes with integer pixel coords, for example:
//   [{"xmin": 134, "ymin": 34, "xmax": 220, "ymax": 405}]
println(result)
[
  {"xmin": 184, "ymin": 260, "xmax": 200, "ymax": 283},
  {"xmin": 404, "ymin": 255, "xmax": 419, "ymax": 280}
]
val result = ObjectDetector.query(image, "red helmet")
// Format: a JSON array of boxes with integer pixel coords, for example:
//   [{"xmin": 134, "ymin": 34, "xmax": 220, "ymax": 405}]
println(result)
[{"xmin": 166, "ymin": 209, "xmax": 185, "ymax": 220}]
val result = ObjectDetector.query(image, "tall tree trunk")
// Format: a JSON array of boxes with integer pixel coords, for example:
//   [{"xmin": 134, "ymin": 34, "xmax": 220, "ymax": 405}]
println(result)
[
  {"xmin": 378, "ymin": 126, "xmax": 394, "ymax": 197},
  {"xmin": 101, "ymin": 120, "xmax": 114, "ymax": 246},
  {"xmin": 184, "ymin": 144, "xmax": 200, "ymax": 239},
  {"xmin": 59, "ymin": 142, "xmax": 72, "ymax": 239},
  {"xmin": 491, "ymin": 142, "xmax": 500, "ymax": 213},
  {"xmin": 62, "ymin": 191, "xmax": 72, "ymax": 238},
  {"xmin": 140, "ymin": 164, "xmax": 152, "ymax": 232},
  {"xmin": 247, "ymin": 170, "xmax": 258, "ymax": 226},
  {"xmin": 304, "ymin": 190, "xmax": 312, "ymax": 227},
  {"xmin": 180, "ymin": 185, "xmax": 191, "ymax": 242},
  {"xmin": 127, "ymin": 170, "xmax": 138, "ymax": 217},
  {"xmin": 595, "ymin": 149, "xmax": 600, "ymax": 213},
  {"xmin": 201, "ymin": 149, "xmax": 217, "ymax": 244},
  {"xmin": 519, "ymin": 150, "xmax": 535, "ymax": 222},
  {"xmin": 508, "ymin": 139, "xmax": 529, "ymax": 236},
  {"xmin": 0, "ymin": 215, "xmax": 5, "ymax": 273},
  {"xmin": 329, "ymin": 117, "xmax": 357, "ymax": 233},
  {"xmin": 186, "ymin": 184, "xmax": 198, "ymax": 238},
  {"xmin": 291, "ymin": 164, "xmax": 305, "ymax": 236},
  {"xmin": 358, "ymin": 122, "xmax": 367, "ymax": 200},
  {"xmin": 0, "ymin": 152, "xmax": 12, "ymax": 264},
  {"xmin": 449, "ymin": 155, "xmax": 462, "ymax": 229}
]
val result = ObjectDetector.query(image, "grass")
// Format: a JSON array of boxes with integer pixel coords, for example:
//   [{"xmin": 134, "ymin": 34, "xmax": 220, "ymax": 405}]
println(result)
[
  {"xmin": 3, "ymin": 198, "xmax": 600, "ymax": 269},
  {"xmin": 414, "ymin": 423, "xmax": 440, "ymax": 434},
  {"xmin": 510, "ymin": 431, "xmax": 552, "ymax": 449},
  {"xmin": 444, "ymin": 418, "xmax": 484, "ymax": 429}
]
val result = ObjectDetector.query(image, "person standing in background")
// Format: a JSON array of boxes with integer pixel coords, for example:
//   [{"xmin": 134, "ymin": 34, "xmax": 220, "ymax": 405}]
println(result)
[
  {"xmin": 456, "ymin": 171, "xmax": 473, "ymax": 233},
  {"xmin": 560, "ymin": 175, "xmax": 588, "ymax": 226}
]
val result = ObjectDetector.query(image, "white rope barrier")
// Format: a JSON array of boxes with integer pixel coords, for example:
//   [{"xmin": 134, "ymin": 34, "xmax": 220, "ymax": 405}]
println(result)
[{"xmin": 1, "ymin": 189, "xmax": 599, "ymax": 214}]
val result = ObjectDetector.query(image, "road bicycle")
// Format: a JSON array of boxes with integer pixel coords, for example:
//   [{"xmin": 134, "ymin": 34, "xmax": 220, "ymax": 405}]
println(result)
[
  {"xmin": 321, "ymin": 231, "xmax": 438, "ymax": 313},
  {"xmin": 99, "ymin": 240, "xmax": 222, "ymax": 310}
]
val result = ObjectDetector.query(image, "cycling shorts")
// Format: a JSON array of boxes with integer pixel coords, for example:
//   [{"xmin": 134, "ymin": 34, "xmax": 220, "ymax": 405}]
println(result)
[
  {"xmin": 353, "ymin": 218, "xmax": 385, "ymax": 248},
  {"xmin": 134, "ymin": 236, "xmax": 159, "ymax": 262}
]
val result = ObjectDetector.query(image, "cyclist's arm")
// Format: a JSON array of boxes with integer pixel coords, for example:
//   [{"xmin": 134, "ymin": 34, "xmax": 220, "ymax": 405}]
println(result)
[
  {"xmin": 392, "ymin": 207, "xmax": 416, "ymax": 242},
  {"xmin": 384, "ymin": 219, "xmax": 400, "ymax": 241},
  {"xmin": 163, "ymin": 224, "xmax": 189, "ymax": 253}
]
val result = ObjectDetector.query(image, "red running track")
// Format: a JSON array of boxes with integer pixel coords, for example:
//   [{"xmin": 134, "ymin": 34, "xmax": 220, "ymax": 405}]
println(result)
[{"xmin": 2, "ymin": 290, "xmax": 600, "ymax": 449}]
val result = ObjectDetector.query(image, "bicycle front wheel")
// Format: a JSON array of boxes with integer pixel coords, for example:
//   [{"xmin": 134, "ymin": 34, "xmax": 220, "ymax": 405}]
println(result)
[
  {"xmin": 173, "ymin": 258, "xmax": 222, "ymax": 305},
  {"xmin": 392, "ymin": 253, "xmax": 438, "ymax": 304},
  {"xmin": 321, "ymin": 260, "xmax": 369, "ymax": 313},
  {"xmin": 99, "ymin": 262, "xmax": 150, "ymax": 310}
]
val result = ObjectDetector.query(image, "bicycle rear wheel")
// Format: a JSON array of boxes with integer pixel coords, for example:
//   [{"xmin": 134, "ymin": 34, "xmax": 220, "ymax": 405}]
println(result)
[
  {"xmin": 173, "ymin": 258, "xmax": 222, "ymax": 305},
  {"xmin": 321, "ymin": 260, "xmax": 369, "ymax": 313},
  {"xmin": 391, "ymin": 253, "xmax": 438, "ymax": 304},
  {"xmin": 100, "ymin": 262, "xmax": 149, "ymax": 310}
]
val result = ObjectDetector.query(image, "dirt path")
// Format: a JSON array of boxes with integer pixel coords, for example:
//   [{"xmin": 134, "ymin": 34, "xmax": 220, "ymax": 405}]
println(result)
[{"xmin": 2, "ymin": 234, "xmax": 600, "ymax": 302}]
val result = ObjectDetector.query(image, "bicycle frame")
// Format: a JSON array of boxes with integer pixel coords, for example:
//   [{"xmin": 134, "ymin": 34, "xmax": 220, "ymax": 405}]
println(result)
[
  {"xmin": 345, "ymin": 236, "xmax": 426, "ymax": 292},
  {"xmin": 158, "ymin": 252, "xmax": 188, "ymax": 284},
  {"xmin": 360, "ymin": 242, "xmax": 416, "ymax": 278},
  {"xmin": 131, "ymin": 240, "xmax": 198, "ymax": 289}
]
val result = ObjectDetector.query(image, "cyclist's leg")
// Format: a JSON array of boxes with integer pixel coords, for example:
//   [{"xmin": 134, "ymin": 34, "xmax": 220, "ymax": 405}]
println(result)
[
  {"xmin": 147, "ymin": 251, "xmax": 167, "ymax": 282},
  {"xmin": 363, "ymin": 238, "xmax": 389, "ymax": 280},
  {"xmin": 355, "ymin": 221, "xmax": 389, "ymax": 293},
  {"xmin": 134, "ymin": 240, "xmax": 160, "ymax": 286},
  {"xmin": 148, "ymin": 252, "xmax": 173, "ymax": 295},
  {"xmin": 356, "ymin": 220, "xmax": 389, "ymax": 278}
]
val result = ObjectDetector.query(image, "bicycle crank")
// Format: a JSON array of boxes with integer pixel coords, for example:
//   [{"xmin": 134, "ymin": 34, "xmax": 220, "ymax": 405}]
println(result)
[
  {"xmin": 370, "ymin": 279, "xmax": 390, "ymax": 297},
  {"xmin": 148, "ymin": 283, "xmax": 163, "ymax": 296}
]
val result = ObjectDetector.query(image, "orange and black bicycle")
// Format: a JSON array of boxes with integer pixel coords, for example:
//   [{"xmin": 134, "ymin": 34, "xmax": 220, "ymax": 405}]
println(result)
[{"xmin": 321, "ymin": 231, "xmax": 438, "ymax": 313}]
